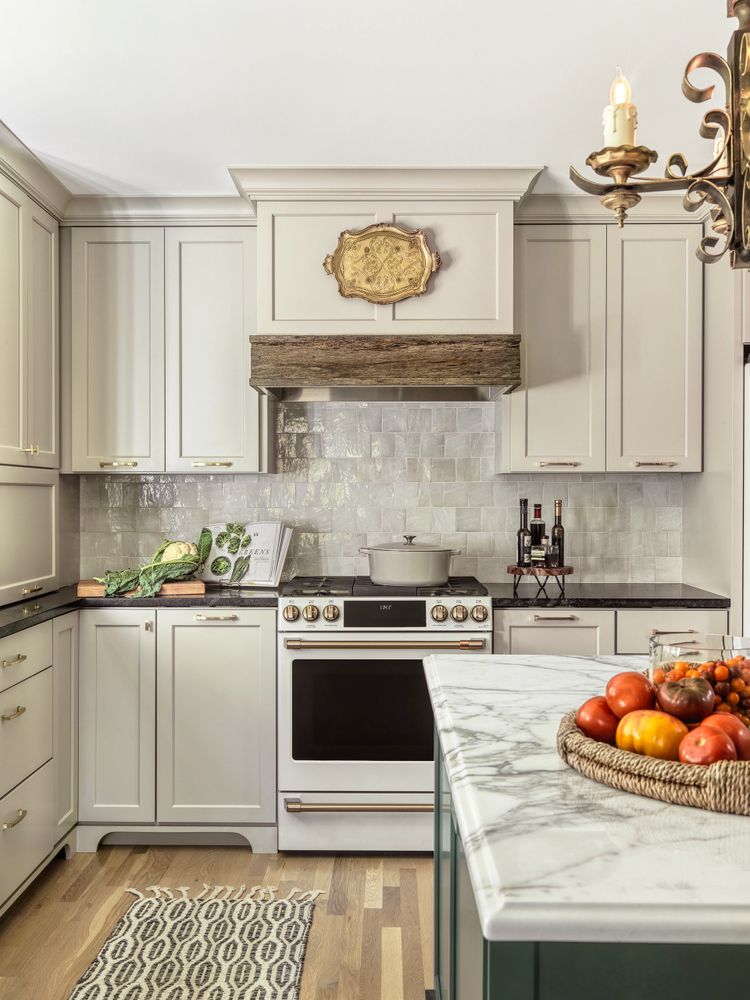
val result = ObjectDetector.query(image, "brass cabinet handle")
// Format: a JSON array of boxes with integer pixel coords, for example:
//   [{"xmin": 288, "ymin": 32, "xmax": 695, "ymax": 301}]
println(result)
[
  {"xmin": 535, "ymin": 461, "xmax": 581, "ymax": 468},
  {"xmin": 98, "ymin": 460, "xmax": 138, "ymax": 468},
  {"xmin": 1, "ymin": 654, "xmax": 27, "ymax": 669},
  {"xmin": 1, "ymin": 706, "xmax": 26, "ymax": 722},
  {"xmin": 193, "ymin": 614, "xmax": 240, "ymax": 622},
  {"xmin": 284, "ymin": 638, "xmax": 486, "ymax": 651},
  {"xmin": 650, "ymin": 628, "xmax": 698, "ymax": 637},
  {"xmin": 191, "ymin": 461, "xmax": 233, "ymax": 468},
  {"xmin": 21, "ymin": 585, "xmax": 43, "ymax": 596},
  {"xmin": 633, "ymin": 461, "xmax": 678, "ymax": 468},
  {"xmin": 533, "ymin": 615, "xmax": 578, "ymax": 622},
  {"xmin": 22, "ymin": 445, "xmax": 39, "ymax": 455},
  {"xmin": 284, "ymin": 799, "xmax": 433, "ymax": 814},
  {"xmin": 2, "ymin": 809, "xmax": 27, "ymax": 831}
]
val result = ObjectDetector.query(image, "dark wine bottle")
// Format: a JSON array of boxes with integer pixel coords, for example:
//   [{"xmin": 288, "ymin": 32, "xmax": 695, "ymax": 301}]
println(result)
[
  {"xmin": 516, "ymin": 499, "xmax": 531, "ymax": 567},
  {"xmin": 530, "ymin": 504, "xmax": 546, "ymax": 564},
  {"xmin": 551, "ymin": 498, "xmax": 565, "ymax": 568}
]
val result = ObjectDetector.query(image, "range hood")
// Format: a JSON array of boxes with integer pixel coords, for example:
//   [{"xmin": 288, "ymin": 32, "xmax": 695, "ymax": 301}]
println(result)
[{"xmin": 248, "ymin": 334, "xmax": 521, "ymax": 403}]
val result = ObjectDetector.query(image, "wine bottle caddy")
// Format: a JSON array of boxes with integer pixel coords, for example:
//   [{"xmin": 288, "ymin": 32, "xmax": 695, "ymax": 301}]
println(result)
[{"xmin": 506, "ymin": 564, "xmax": 574, "ymax": 599}]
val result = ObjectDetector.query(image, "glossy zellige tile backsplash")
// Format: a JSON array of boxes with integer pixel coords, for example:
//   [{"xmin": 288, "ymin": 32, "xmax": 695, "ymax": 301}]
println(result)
[{"xmin": 78, "ymin": 402, "xmax": 683, "ymax": 584}]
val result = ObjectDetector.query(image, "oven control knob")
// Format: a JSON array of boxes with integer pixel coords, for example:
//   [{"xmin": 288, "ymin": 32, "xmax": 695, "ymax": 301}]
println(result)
[
  {"xmin": 451, "ymin": 604, "xmax": 469, "ymax": 622},
  {"xmin": 431, "ymin": 604, "xmax": 449, "ymax": 622},
  {"xmin": 283, "ymin": 605, "xmax": 300, "ymax": 622},
  {"xmin": 302, "ymin": 605, "xmax": 320, "ymax": 622},
  {"xmin": 471, "ymin": 605, "xmax": 489, "ymax": 622},
  {"xmin": 323, "ymin": 604, "xmax": 340, "ymax": 622}
]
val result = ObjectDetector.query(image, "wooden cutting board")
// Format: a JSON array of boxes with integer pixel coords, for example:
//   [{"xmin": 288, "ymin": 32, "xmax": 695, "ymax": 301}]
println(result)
[{"xmin": 77, "ymin": 579, "xmax": 206, "ymax": 598}]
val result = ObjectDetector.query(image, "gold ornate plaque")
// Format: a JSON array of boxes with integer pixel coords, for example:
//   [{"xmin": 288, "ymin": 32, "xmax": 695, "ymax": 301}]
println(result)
[{"xmin": 323, "ymin": 223, "xmax": 441, "ymax": 304}]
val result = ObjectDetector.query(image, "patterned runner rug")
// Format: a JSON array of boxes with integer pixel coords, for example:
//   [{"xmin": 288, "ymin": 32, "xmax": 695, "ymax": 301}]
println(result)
[{"xmin": 68, "ymin": 883, "xmax": 323, "ymax": 999}]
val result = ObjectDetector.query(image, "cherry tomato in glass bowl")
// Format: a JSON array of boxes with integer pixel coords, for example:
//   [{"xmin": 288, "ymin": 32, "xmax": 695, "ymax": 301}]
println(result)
[
  {"xmin": 700, "ymin": 713, "xmax": 750, "ymax": 761},
  {"xmin": 678, "ymin": 726, "xmax": 737, "ymax": 765},
  {"xmin": 605, "ymin": 672, "xmax": 655, "ymax": 719},
  {"xmin": 575, "ymin": 696, "xmax": 619, "ymax": 745}
]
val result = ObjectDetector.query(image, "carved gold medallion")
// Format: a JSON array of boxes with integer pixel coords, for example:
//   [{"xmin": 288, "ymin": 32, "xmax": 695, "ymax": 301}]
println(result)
[{"xmin": 323, "ymin": 223, "xmax": 441, "ymax": 304}]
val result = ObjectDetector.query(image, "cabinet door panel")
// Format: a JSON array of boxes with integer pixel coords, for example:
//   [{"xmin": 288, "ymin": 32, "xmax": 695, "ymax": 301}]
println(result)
[
  {"xmin": 78, "ymin": 610, "xmax": 156, "ymax": 822},
  {"xmin": 606, "ymin": 225, "xmax": 702, "ymax": 471},
  {"xmin": 493, "ymin": 609, "xmax": 615, "ymax": 655},
  {"xmin": 166, "ymin": 228, "xmax": 262, "ymax": 472},
  {"xmin": 156, "ymin": 610, "xmax": 276, "ymax": 824},
  {"xmin": 71, "ymin": 228, "xmax": 164, "ymax": 472},
  {"xmin": 0, "ymin": 174, "xmax": 25, "ymax": 465},
  {"xmin": 506, "ymin": 226, "xmax": 606, "ymax": 472},
  {"xmin": 0, "ymin": 468, "xmax": 58, "ymax": 607},
  {"xmin": 616, "ymin": 609, "xmax": 728, "ymax": 654},
  {"xmin": 53, "ymin": 612, "xmax": 78, "ymax": 835},
  {"xmin": 26, "ymin": 203, "xmax": 58, "ymax": 468}
]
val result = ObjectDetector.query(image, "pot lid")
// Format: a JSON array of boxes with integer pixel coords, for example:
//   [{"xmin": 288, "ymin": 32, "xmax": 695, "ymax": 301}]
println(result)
[{"xmin": 366, "ymin": 535, "xmax": 453, "ymax": 554}]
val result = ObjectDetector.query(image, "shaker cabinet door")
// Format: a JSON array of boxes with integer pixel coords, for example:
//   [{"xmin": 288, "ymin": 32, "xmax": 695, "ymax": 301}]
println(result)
[
  {"xmin": 503, "ymin": 226, "xmax": 607, "ymax": 473},
  {"xmin": 606, "ymin": 225, "xmax": 703, "ymax": 472},
  {"xmin": 0, "ymin": 467, "xmax": 58, "ymax": 607},
  {"xmin": 70, "ymin": 228, "xmax": 165, "ymax": 473},
  {"xmin": 25, "ymin": 200, "xmax": 58, "ymax": 468},
  {"xmin": 52, "ymin": 611, "xmax": 78, "ymax": 835},
  {"xmin": 0, "ymin": 173, "xmax": 26, "ymax": 466},
  {"xmin": 493, "ymin": 609, "xmax": 616, "ymax": 656},
  {"xmin": 165, "ymin": 227, "xmax": 264, "ymax": 473}
]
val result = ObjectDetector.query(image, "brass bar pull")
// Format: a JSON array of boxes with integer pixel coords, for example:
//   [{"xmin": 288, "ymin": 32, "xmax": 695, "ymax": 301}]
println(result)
[
  {"xmin": 193, "ymin": 614, "xmax": 240, "ymax": 622},
  {"xmin": 284, "ymin": 638, "xmax": 486, "ymax": 651},
  {"xmin": 633, "ymin": 461, "xmax": 677, "ymax": 468},
  {"xmin": 284, "ymin": 799, "xmax": 433, "ymax": 814},
  {"xmin": 535, "ymin": 461, "xmax": 581, "ymax": 468},
  {"xmin": 98, "ymin": 460, "xmax": 138, "ymax": 468},
  {"xmin": 191, "ymin": 461, "xmax": 234, "ymax": 468},
  {"xmin": 22, "ymin": 445, "xmax": 39, "ymax": 455},
  {"xmin": 2, "ymin": 809, "xmax": 27, "ymax": 831},
  {"xmin": 1, "ymin": 706, "xmax": 26, "ymax": 722},
  {"xmin": 650, "ymin": 629, "xmax": 698, "ymax": 637},
  {"xmin": 533, "ymin": 615, "xmax": 578, "ymax": 622},
  {"xmin": 1, "ymin": 654, "xmax": 27, "ymax": 669},
  {"xmin": 21, "ymin": 585, "xmax": 43, "ymax": 596}
]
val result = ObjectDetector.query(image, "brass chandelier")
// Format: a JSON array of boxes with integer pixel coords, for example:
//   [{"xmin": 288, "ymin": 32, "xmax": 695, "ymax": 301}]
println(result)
[{"xmin": 570, "ymin": 1, "xmax": 750, "ymax": 268}]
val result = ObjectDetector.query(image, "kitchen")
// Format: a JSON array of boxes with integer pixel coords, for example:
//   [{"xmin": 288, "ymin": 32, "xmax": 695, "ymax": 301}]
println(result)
[{"xmin": 0, "ymin": 1, "xmax": 749, "ymax": 998}]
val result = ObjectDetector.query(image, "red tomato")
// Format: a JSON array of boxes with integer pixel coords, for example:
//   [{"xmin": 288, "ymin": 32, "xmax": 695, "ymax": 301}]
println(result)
[
  {"xmin": 678, "ymin": 727, "xmax": 737, "ymax": 765},
  {"xmin": 700, "ymin": 713, "xmax": 750, "ymax": 761},
  {"xmin": 605, "ymin": 672, "xmax": 655, "ymax": 719},
  {"xmin": 576, "ymin": 696, "xmax": 620, "ymax": 745}
]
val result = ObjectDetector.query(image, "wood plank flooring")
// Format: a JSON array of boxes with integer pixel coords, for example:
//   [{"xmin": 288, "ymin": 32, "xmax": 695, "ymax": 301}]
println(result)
[{"xmin": 0, "ymin": 846, "xmax": 434, "ymax": 1000}]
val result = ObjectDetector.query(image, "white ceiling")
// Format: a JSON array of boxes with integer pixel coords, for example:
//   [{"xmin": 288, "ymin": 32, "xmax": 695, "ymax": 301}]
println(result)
[{"xmin": 0, "ymin": 0, "xmax": 733, "ymax": 198}]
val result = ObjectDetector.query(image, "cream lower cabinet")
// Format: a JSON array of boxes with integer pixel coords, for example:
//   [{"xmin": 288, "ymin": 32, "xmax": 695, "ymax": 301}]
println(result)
[
  {"xmin": 493, "ymin": 609, "xmax": 616, "ymax": 655},
  {"xmin": 156, "ymin": 610, "xmax": 276, "ymax": 824},
  {"xmin": 53, "ymin": 612, "xmax": 78, "ymax": 835},
  {"xmin": 0, "ymin": 467, "xmax": 58, "ymax": 607},
  {"xmin": 615, "ymin": 608, "xmax": 729, "ymax": 655}
]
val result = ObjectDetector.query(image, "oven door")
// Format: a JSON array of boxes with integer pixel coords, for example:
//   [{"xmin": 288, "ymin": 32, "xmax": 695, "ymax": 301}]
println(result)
[{"xmin": 278, "ymin": 631, "xmax": 489, "ymax": 793}]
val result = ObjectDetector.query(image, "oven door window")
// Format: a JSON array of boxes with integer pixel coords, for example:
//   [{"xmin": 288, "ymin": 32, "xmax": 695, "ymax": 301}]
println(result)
[{"xmin": 292, "ymin": 658, "xmax": 434, "ymax": 762}]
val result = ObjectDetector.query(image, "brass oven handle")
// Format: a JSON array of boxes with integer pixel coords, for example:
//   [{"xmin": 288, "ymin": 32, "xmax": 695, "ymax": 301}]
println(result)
[
  {"xmin": 284, "ymin": 638, "xmax": 486, "ymax": 651},
  {"xmin": 191, "ymin": 461, "xmax": 233, "ymax": 468},
  {"xmin": 533, "ymin": 615, "xmax": 578, "ymax": 622},
  {"xmin": 284, "ymin": 799, "xmax": 433, "ymax": 814},
  {"xmin": 1, "ymin": 706, "xmax": 26, "ymax": 722},
  {"xmin": 633, "ymin": 461, "xmax": 677, "ymax": 468},
  {"xmin": 535, "ymin": 461, "xmax": 581, "ymax": 468},
  {"xmin": 21, "ymin": 585, "xmax": 43, "ymax": 596},
  {"xmin": 2, "ymin": 809, "xmax": 27, "ymax": 831},
  {"xmin": 193, "ymin": 614, "xmax": 240, "ymax": 622},
  {"xmin": 99, "ymin": 460, "xmax": 138, "ymax": 468},
  {"xmin": 1, "ymin": 654, "xmax": 27, "ymax": 669}
]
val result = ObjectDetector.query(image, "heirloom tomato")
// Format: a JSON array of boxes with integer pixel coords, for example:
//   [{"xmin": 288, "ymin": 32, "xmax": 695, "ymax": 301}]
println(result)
[
  {"xmin": 700, "ymin": 713, "xmax": 750, "ymax": 760},
  {"xmin": 655, "ymin": 677, "xmax": 715, "ymax": 723},
  {"xmin": 605, "ymin": 672, "xmax": 655, "ymax": 719},
  {"xmin": 615, "ymin": 710, "xmax": 688, "ymax": 761},
  {"xmin": 575, "ymin": 696, "xmax": 619, "ymax": 745},
  {"xmin": 678, "ymin": 727, "xmax": 737, "ymax": 765}
]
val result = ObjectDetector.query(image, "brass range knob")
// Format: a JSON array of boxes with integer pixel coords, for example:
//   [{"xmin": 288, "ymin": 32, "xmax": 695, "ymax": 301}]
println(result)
[
  {"xmin": 471, "ymin": 605, "xmax": 489, "ymax": 622},
  {"xmin": 282, "ymin": 605, "xmax": 300, "ymax": 622},
  {"xmin": 322, "ymin": 604, "xmax": 340, "ymax": 622},
  {"xmin": 302, "ymin": 605, "xmax": 319, "ymax": 622},
  {"xmin": 451, "ymin": 604, "xmax": 468, "ymax": 622},
  {"xmin": 431, "ymin": 604, "xmax": 449, "ymax": 623}
]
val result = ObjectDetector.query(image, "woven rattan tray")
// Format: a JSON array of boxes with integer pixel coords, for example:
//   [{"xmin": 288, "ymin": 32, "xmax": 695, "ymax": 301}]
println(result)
[{"xmin": 557, "ymin": 711, "xmax": 750, "ymax": 816}]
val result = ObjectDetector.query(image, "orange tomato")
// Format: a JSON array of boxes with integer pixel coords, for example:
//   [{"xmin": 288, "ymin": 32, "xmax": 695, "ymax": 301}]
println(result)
[
  {"xmin": 616, "ymin": 710, "xmax": 688, "ymax": 761},
  {"xmin": 653, "ymin": 668, "xmax": 666, "ymax": 685},
  {"xmin": 715, "ymin": 665, "xmax": 730, "ymax": 682}
]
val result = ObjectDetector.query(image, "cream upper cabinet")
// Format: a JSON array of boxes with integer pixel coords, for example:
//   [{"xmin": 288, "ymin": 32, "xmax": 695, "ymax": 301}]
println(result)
[
  {"xmin": 0, "ymin": 467, "xmax": 58, "ymax": 607},
  {"xmin": 156, "ymin": 609, "xmax": 276, "ymax": 824},
  {"xmin": 256, "ymin": 200, "xmax": 514, "ymax": 334},
  {"xmin": 165, "ymin": 227, "xmax": 264, "ymax": 473},
  {"xmin": 503, "ymin": 225, "xmax": 607, "ymax": 472},
  {"xmin": 70, "ymin": 228, "xmax": 165, "ymax": 473},
  {"xmin": 0, "ymin": 173, "xmax": 58, "ymax": 468},
  {"xmin": 606, "ymin": 224, "xmax": 703, "ymax": 472}
]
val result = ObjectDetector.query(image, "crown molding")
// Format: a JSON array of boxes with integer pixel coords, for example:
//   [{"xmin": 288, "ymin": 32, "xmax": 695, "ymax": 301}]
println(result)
[
  {"xmin": 0, "ymin": 120, "xmax": 71, "ymax": 220},
  {"xmin": 516, "ymin": 192, "xmax": 710, "ymax": 224},
  {"xmin": 61, "ymin": 195, "xmax": 256, "ymax": 226},
  {"xmin": 229, "ymin": 165, "xmax": 545, "ymax": 212}
]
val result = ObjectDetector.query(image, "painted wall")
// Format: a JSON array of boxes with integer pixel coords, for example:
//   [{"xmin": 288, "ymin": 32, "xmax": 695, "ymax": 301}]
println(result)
[{"xmin": 77, "ymin": 401, "xmax": 683, "ymax": 584}]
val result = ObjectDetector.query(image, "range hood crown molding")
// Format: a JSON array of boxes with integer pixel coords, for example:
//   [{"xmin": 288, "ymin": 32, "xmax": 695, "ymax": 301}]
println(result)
[{"xmin": 229, "ymin": 165, "xmax": 544, "ymax": 212}]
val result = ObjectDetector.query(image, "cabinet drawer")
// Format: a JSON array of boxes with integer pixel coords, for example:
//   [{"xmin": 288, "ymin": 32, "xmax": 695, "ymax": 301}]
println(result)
[
  {"xmin": 0, "ymin": 760, "xmax": 55, "ymax": 908},
  {"xmin": 616, "ymin": 609, "xmax": 730, "ymax": 655},
  {"xmin": 0, "ymin": 621, "xmax": 52, "ymax": 694},
  {"xmin": 0, "ymin": 667, "xmax": 52, "ymax": 799},
  {"xmin": 493, "ymin": 609, "xmax": 615, "ymax": 656}
]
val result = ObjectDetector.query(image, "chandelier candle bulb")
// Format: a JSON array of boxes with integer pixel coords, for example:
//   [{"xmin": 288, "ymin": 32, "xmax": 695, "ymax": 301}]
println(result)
[{"xmin": 603, "ymin": 67, "xmax": 637, "ymax": 147}]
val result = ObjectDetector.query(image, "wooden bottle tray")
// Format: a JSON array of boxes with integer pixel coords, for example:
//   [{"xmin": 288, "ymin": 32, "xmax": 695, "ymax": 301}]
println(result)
[{"xmin": 506, "ymin": 564, "xmax": 573, "ymax": 598}]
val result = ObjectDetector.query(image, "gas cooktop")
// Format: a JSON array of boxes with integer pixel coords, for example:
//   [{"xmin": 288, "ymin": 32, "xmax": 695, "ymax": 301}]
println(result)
[{"xmin": 281, "ymin": 575, "xmax": 488, "ymax": 598}]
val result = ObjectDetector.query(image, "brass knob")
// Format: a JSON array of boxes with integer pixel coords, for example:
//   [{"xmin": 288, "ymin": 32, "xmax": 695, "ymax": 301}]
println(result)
[
  {"xmin": 471, "ymin": 605, "xmax": 489, "ymax": 622},
  {"xmin": 323, "ymin": 604, "xmax": 340, "ymax": 622},
  {"xmin": 283, "ymin": 605, "xmax": 300, "ymax": 622},
  {"xmin": 302, "ymin": 605, "xmax": 319, "ymax": 622},
  {"xmin": 431, "ymin": 604, "xmax": 448, "ymax": 622},
  {"xmin": 451, "ymin": 604, "xmax": 468, "ymax": 622}
]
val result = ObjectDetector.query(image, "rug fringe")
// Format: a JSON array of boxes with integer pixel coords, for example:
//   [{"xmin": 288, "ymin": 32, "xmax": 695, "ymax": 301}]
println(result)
[{"xmin": 125, "ymin": 883, "xmax": 326, "ymax": 903}]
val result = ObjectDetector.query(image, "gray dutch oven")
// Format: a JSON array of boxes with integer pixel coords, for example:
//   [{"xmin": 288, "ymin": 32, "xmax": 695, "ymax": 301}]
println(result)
[{"xmin": 359, "ymin": 535, "xmax": 461, "ymax": 587}]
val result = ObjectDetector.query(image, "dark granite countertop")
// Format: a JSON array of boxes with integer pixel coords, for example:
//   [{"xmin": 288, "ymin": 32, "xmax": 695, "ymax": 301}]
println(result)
[{"xmin": 488, "ymin": 583, "xmax": 730, "ymax": 609}]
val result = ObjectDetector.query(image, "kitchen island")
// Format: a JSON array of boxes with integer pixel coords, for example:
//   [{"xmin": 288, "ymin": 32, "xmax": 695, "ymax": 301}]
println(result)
[{"xmin": 425, "ymin": 653, "xmax": 750, "ymax": 1000}]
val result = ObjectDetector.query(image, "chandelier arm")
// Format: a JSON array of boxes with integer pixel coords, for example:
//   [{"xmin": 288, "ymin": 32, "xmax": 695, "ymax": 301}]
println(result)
[
  {"xmin": 665, "ymin": 107, "xmax": 733, "ymax": 179},
  {"xmin": 683, "ymin": 179, "xmax": 734, "ymax": 264},
  {"xmin": 682, "ymin": 52, "xmax": 731, "ymax": 104}
]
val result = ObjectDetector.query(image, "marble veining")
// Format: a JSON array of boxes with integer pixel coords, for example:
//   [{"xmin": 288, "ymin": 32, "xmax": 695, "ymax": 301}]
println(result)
[{"xmin": 425, "ymin": 653, "xmax": 750, "ymax": 943}]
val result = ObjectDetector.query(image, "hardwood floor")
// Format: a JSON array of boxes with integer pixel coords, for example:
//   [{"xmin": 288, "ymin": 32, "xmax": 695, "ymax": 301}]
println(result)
[{"xmin": 0, "ymin": 846, "xmax": 434, "ymax": 1000}]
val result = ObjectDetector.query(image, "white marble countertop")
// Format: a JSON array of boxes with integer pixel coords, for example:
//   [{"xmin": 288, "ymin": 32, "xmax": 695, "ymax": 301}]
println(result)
[{"xmin": 425, "ymin": 653, "xmax": 750, "ymax": 944}]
